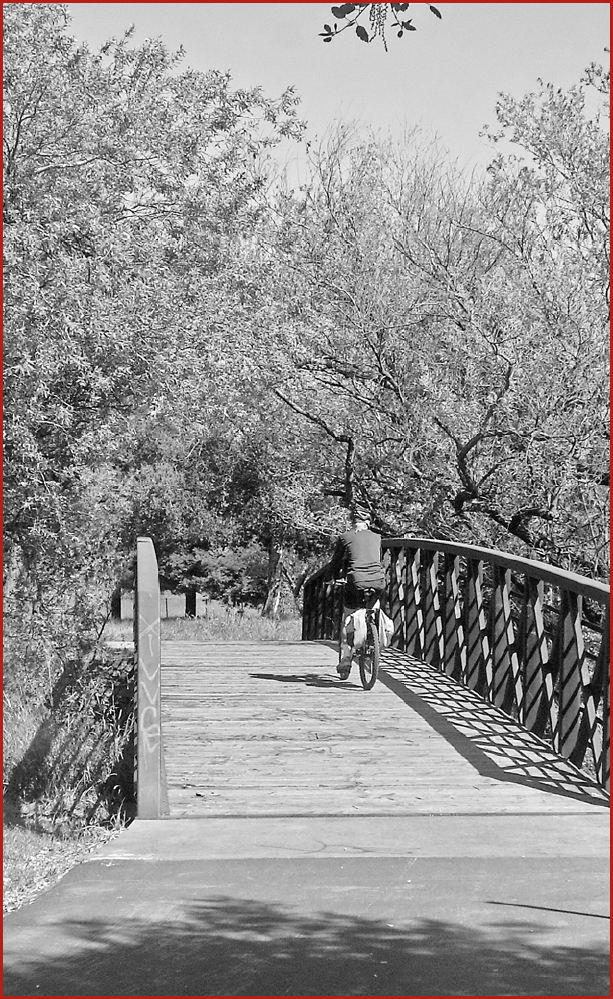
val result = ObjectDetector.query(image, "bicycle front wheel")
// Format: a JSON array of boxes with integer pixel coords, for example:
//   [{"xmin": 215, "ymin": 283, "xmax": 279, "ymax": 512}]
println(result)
[{"xmin": 359, "ymin": 617, "xmax": 380, "ymax": 690}]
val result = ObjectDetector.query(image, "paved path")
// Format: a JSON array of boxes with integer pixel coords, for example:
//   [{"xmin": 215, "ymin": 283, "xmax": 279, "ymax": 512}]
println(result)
[{"xmin": 3, "ymin": 641, "xmax": 609, "ymax": 996}]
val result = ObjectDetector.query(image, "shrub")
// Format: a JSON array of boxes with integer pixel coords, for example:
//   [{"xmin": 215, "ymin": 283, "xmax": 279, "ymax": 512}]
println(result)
[{"xmin": 4, "ymin": 646, "xmax": 136, "ymax": 831}]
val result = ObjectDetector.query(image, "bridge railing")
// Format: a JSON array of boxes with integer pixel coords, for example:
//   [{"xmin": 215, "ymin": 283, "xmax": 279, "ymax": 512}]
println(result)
[{"xmin": 302, "ymin": 538, "xmax": 610, "ymax": 792}]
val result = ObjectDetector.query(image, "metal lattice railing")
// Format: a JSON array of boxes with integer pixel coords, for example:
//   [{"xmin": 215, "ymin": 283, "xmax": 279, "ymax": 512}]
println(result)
[{"xmin": 302, "ymin": 537, "xmax": 610, "ymax": 791}]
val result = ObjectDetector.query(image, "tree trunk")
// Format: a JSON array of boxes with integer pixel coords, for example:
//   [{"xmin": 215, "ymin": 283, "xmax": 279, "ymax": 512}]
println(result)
[
  {"xmin": 262, "ymin": 545, "xmax": 283, "ymax": 618},
  {"xmin": 3, "ymin": 546, "xmax": 22, "ymax": 600},
  {"xmin": 282, "ymin": 565, "xmax": 309, "ymax": 615}
]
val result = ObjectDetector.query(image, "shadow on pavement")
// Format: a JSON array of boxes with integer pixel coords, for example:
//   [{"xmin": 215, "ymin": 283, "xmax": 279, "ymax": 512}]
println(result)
[{"xmin": 4, "ymin": 894, "xmax": 609, "ymax": 996}]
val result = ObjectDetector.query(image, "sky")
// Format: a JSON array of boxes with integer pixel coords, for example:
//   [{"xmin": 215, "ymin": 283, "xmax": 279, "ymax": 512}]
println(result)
[{"xmin": 66, "ymin": 3, "xmax": 610, "ymax": 181}]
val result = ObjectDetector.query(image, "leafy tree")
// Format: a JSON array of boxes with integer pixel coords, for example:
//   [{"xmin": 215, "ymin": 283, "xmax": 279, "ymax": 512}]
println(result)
[
  {"xmin": 320, "ymin": 3, "xmax": 442, "ymax": 50},
  {"xmin": 265, "ymin": 56, "xmax": 609, "ymax": 577},
  {"xmin": 3, "ymin": 2, "xmax": 304, "ymax": 707}
]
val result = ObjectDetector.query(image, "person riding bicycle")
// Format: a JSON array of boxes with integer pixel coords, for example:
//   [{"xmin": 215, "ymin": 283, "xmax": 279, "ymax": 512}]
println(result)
[{"xmin": 328, "ymin": 506, "xmax": 386, "ymax": 680}]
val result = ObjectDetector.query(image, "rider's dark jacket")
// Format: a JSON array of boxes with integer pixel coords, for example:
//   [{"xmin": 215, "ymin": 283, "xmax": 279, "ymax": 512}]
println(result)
[{"xmin": 328, "ymin": 528, "xmax": 385, "ymax": 592}]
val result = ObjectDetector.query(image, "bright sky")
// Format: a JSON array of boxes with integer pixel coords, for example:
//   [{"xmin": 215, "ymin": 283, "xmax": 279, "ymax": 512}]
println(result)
[{"xmin": 66, "ymin": 3, "xmax": 610, "ymax": 179}]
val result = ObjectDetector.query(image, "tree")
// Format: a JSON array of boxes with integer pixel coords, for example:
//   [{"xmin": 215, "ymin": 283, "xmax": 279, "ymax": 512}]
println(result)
[
  {"xmin": 265, "ymin": 55, "xmax": 609, "ymax": 577},
  {"xmin": 3, "ymin": 2, "xmax": 304, "ymax": 691},
  {"xmin": 319, "ymin": 3, "xmax": 442, "ymax": 50}
]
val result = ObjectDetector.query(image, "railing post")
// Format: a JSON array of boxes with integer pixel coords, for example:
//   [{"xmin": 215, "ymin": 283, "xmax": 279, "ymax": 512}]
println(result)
[
  {"xmin": 422, "ymin": 549, "xmax": 444, "ymax": 668},
  {"xmin": 442, "ymin": 553, "xmax": 465, "ymax": 679},
  {"xmin": 315, "ymin": 577, "xmax": 325, "ymax": 639},
  {"xmin": 598, "ymin": 606, "xmax": 610, "ymax": 791},
  {"xmin": 464, "ymin": 558, "xmax": 490, "ymax": 694},
  {"xmin": 302, "ymin": 581, "xmax": 312, "ymax": 640},
  {"xmin": 135, "ymin": 536, "xmax": 168, "ymax": 818},
  {"xmin": 332, "ymin": 580, "xmax": 343, "ymax": 642},
  {"xmin": 488, "ymin": 565, "xmax": 522, "ymax": 715},
  {"xmin": 385, "ymin": 547, "xmax": 406, "ymax": 651},
  {"xmin": 323, "ymin": 579, "xmax": 334, "ymax": 640},
  {"xmin": 404, "ymin": 547, "xmax": 424, "ymax": 658},
  {"xmin": 554, "ymin": 589, "xmax": 589, "ymax": 769},
  {"xmin": 518, "ymin": 577, "xmax": 555, "ymax": 738}
]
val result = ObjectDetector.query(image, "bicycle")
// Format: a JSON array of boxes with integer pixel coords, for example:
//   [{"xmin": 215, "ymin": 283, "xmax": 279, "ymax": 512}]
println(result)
[
  {"xmin": 335, "ymin": 581, "xmax": 382, "ymax": 690},
  {"xmin": 357, "ymin": 589, "xmax": 381, "ymax": 690}
]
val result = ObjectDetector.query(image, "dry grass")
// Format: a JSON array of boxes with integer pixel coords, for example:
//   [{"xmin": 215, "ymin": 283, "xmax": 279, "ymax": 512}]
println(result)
[
  {"xmin": 3, "ymin": 821, "xmax": 119, "ymax": 913},
  {"xmin": 103, "ymin": 601, "xmax": 302, "ymax": 644}
]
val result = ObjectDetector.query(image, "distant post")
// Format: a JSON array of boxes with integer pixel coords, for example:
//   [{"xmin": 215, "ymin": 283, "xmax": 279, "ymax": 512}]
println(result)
[
  {"xmin": 135, "ymin": 536, "xmax": 169, "ymax": 818},
  {"xmin": 110, "ymin": 586, "xmax": 122, "ymax": 620},
  {"xmin": 185, "ymin": 586, "xmax": 197, "ymax": 618}
]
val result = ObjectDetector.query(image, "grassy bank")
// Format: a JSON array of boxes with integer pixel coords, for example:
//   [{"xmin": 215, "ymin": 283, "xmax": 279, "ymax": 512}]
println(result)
[
  {"xmin": 4, "ymin": 605, "xmax": 302, "ymax": 912},
  {"xmin": 3, "ymin": 819, "xmax": 119, "ymax": 913}
]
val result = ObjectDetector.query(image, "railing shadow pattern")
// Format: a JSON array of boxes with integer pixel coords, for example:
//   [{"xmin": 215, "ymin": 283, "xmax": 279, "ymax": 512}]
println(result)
[
  {"xmin": 381, "ymin": 650, "xmax": 609, "ymax": 807},
  {"xmin": 302, "ymin": 538, "xmax": 610, "ymax": 792}
]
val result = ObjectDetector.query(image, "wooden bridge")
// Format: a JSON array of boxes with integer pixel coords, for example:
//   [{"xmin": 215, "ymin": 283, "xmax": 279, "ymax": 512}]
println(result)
[
  {"xmin": 135, "ymin": 535, "xmax": 610, "ymax": 817},
  {"xmin": 120, "ymin": 535, "xmax": 609, "ymax": 996},
  {"xmin": 5, "ymin": 537, "xmax": 609, "ymax": 997}
]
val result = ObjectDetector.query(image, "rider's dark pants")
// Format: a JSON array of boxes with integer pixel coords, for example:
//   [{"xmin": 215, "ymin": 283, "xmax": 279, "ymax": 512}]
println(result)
[{"xmin": 344, "ymin": 581, "xmax": 387, "ymax": 611}]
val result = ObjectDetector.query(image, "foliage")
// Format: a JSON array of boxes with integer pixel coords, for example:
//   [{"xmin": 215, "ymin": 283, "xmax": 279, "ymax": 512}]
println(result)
[
  {"xmin": 3, "ymin": 2, "xmax": 304, "ymax": 823},
  {"xmin": 320, "ymin": 3, "xmax": 441, "ymax": 50},
  {"xmin": 162, "ymin": 544, "xmax": 270, "ymax": 604},
  {"xmin": 3, "ymin": 5, "xmax": 608, "ymax": 834},
  {"xmin": 3, "ymin": 3, "xmax": 303, "ymax": 637},
  {"xmin": 4, "ymin": 648, "xmax": 136, "ymax": 827},
  {"xmin": 265, "ymin": 58, "xmax": 609, "ymax": 575},
  {"xmin": 4, "ymin": 0, "xmax": 303, "ymax": 568}
]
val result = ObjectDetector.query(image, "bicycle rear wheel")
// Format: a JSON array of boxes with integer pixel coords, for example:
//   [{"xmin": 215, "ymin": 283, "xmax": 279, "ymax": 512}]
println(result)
[{"xmin": 359, "ymin": 617, "xmax": 380, "ymax": 690}]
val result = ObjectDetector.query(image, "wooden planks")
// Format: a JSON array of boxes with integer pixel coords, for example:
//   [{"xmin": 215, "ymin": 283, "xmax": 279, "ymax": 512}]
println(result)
[{"xmin": 160, "ymin": 641, "xmax": 610, "ymax": 818}]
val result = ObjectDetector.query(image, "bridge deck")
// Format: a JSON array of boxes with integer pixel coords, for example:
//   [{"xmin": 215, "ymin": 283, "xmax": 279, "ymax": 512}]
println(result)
[
  {"xmin": 4, "ymin": 640, "xmax": 608, "ymax": 996},
  {"xmin": 161, "ymin": 641, "xmax": 609, "ymax": 818}
]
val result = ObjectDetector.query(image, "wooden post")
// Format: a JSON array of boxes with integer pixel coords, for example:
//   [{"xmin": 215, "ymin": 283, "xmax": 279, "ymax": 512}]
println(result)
[
  {"xmin": 518, "ymin": 577, "xmax": 554, "ymax": 738},
  {"xmin": 554, "ymin": 589, "xmax": 587, "ymax": 768},
  {"xmin": 386, "ymin": 547, "xmax": 405, "ymax": 651},
  {"xmin": 301, "ymin": 581, "xmax": 311, "ymax": 640},
  {"xmin": 135, "ymin": 537, "xmax": 169, "ymax": 818},
  {"xmin": 464, "ymin": 558, "xmax": 489, "ymax": 695},
  {"xmin": 110, "ymin": 586, "xmax": 122, "ymax": 620},
  {"xmin": 185, "ymin": 587, "xmax": 197, "ymax": 618},
  {"xmin": 599, "ymin": 606, "xmax": 610, "ymax": 791},
  {"xmin": 442, "ymin": 553, "xmax": 465, "ymax": 679},
  {"xmin": 488, "ymin": 565, "xmax": 521, "ymax": 715},
  {"xmin": 592, "ymin": 607, "xmax": 611, "ymax": 791},
  {"xmin": 422, "ymin": 549, "xmax": 444, "ymax": 669},
  {"xmin": 404, "ymin": 547, "xmax": 424, "ymax": 659}
]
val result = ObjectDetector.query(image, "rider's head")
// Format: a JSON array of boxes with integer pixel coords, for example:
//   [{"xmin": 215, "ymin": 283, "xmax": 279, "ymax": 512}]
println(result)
[{"xmin": 351, "ymin": 504, "xmax": 370, "ymax": 531}]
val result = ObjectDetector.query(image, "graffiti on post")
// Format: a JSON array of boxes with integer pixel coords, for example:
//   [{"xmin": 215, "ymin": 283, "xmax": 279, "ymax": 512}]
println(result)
[{"xmin": 135, "ymin": 537, "xmax": 169, "ymax": 817}]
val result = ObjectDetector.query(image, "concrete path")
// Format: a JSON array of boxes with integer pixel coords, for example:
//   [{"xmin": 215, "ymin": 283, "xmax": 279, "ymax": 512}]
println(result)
[
  {"xmin": 4, "ymin": 642, "xmax": 609, "ymax": 996},
  {"xmin": 3, "ymin": 813, "xmax": 609, "ymax": 996}
]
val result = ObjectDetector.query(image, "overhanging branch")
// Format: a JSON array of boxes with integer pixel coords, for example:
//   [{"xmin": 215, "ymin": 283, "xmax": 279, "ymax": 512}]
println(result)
[{"xmin": 273, "ymin": 387, "xmax": 355, "ymax": 508}]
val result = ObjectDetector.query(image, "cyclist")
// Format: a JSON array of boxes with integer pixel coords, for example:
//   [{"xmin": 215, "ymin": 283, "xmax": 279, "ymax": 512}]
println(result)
[{"xmin": 328, "ymin": 506, "xmax": 386, "ymax": 680}]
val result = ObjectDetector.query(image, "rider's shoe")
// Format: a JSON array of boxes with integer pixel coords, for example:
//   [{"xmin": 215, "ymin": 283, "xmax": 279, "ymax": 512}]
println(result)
[{"xmin": 337, "ymin": 657, "xmax": 352, "ymax": 680}]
